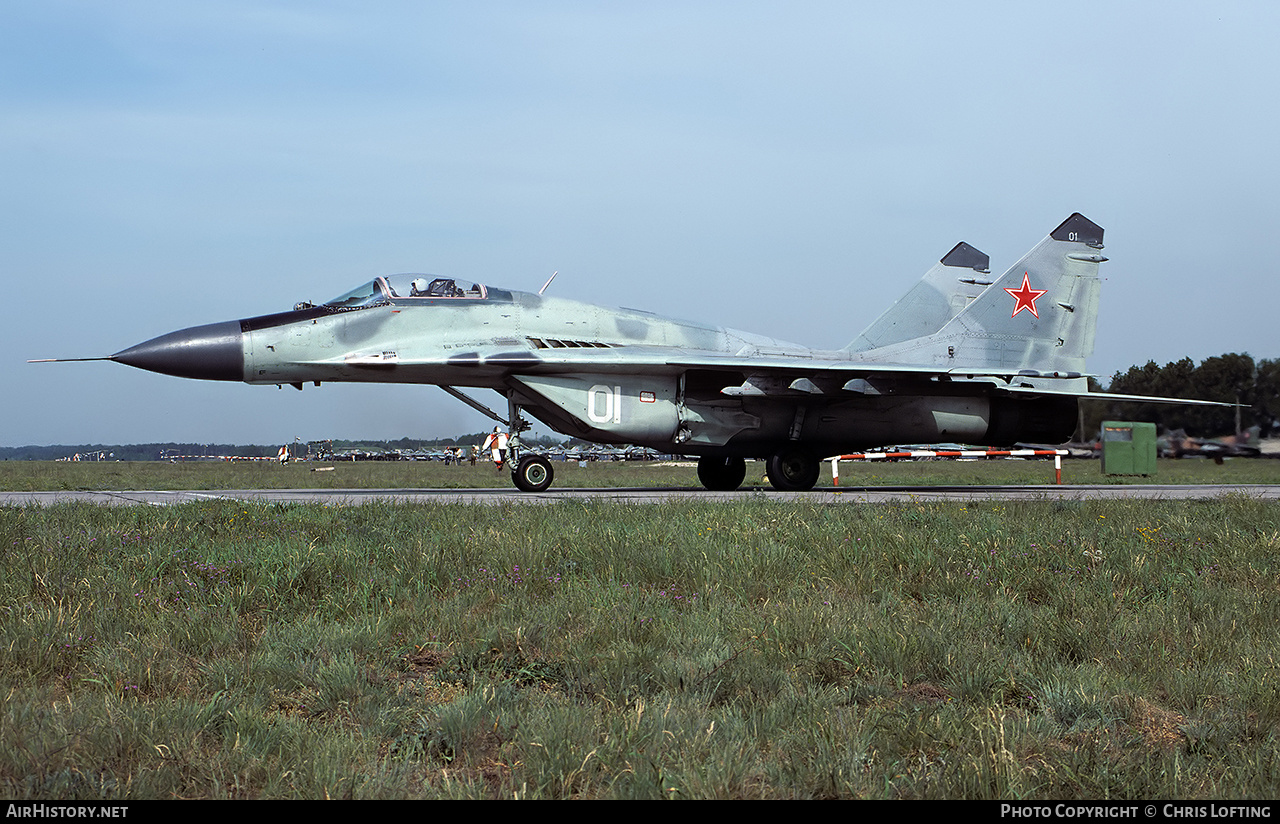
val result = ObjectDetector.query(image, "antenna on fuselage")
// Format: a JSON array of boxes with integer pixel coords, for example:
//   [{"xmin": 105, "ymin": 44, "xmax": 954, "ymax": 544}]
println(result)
[{"xmin": 538, "ymin": 271, "xmax": 558, "ymax": 296}]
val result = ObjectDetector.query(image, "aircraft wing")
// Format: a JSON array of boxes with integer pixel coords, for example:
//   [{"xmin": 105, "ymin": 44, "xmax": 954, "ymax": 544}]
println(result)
[
  {"xmin": 345, "ymin": 343, "xmax": 1232, "ymax": 406},
  {"xmin": 333, "ymin": 337, "xmax": 1238, "ymax": 411},
  {"xmin": 664, "ymin": 353, "xmax": 1233, "ymax": 407},
  {"xmin": 658, "ymin": 353, "xmax": 1217, "ymax": 405},
  {"xmin": 662, "ymin": 352, "xmax": 1084, "ymax": 381},
  {"xmin": 348, "ymin": 344, "xmax": 1061, "ymax": 382},
  {"xmin": 509, "ymin": 346, "xmax": 1235, "ymax": 408}
]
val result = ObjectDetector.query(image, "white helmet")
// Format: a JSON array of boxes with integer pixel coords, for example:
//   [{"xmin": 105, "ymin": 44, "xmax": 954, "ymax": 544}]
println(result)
[{"xmin": 411, "ymin": 277, "xmax": 428, "ymax": 294}]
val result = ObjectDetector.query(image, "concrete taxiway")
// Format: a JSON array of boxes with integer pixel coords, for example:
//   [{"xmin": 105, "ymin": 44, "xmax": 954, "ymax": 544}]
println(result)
[{"xmin": 3, "ymin": 484, "xmax": 1279, "ymax": 507}]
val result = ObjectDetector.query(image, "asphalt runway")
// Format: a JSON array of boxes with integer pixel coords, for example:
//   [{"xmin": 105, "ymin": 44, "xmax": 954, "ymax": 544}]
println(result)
[{"xmin": 3, "ymin": 484, "xmax": 1279, "ymax": 506}]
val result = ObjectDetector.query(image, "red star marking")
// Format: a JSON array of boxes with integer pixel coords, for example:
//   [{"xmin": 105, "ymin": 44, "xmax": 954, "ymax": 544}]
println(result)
[{"xmin": 1004, "ymin": 272, "xmax": 1047, "ymax": 319}]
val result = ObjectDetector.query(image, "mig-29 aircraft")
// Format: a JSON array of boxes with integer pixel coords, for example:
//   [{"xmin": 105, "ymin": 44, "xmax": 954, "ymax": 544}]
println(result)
[{"xmin": 35, "ymin": 213, "xmax": 1224, "ymax": 492}]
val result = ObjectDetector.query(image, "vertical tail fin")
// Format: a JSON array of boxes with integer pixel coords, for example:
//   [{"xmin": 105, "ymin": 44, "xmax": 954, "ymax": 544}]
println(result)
[
  {"xmin": 845, "ymin": 241, "xmax": 992, "ymax": 352},
  {"xmin": 854, "ymin": 213, "xmax": 1105, "ymax": 376}
]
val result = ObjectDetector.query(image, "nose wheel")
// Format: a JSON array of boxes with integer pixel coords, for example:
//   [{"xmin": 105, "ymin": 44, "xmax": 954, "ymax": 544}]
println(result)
[{"xmin": 512, "ymin": 454, "xmax": 554, "ymax": 492}]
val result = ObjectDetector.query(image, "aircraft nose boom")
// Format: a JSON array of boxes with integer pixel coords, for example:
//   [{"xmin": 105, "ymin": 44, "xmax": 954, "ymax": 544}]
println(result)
[{"xmin": 112, "ymin": 320, "xmax": 245, "ymax": 381}]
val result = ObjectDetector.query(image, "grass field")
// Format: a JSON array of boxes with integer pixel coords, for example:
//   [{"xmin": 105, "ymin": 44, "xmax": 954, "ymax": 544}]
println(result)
[{"xmin": 3, "ymin": 459, "xmax": 1280, "ymax": 799}]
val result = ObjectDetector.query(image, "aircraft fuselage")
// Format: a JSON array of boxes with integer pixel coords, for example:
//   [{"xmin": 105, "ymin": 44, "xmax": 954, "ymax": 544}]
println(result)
[
  {"xmin": 112, "ymin": 277, "xmax": 1076, "ymax": 462},
  {"xmin": 97, "ymin": 213, "xmax": 1126, "ymax": 491}
]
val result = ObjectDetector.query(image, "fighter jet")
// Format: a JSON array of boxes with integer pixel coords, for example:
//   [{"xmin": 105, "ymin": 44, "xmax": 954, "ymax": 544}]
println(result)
[{"xmin": 35, "ymin": 213, "xmax": 1226, "ymax": 492}]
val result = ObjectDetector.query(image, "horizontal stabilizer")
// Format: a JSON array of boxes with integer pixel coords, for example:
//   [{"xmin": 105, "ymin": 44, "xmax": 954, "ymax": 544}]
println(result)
[{"xmin": 999, "ymin": 385, "xmax": 1237, "ymax": 407}]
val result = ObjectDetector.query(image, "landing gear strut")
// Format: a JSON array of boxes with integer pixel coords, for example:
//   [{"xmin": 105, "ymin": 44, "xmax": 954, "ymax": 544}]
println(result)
[
  {"xmin": 506, "ymin": 393, "xmax": 554, "ymax": 492},
  {"xmin": 438, "ymin": 385, "xmax": 556, "ymax": 492},
  {"xmin": 697, "ymin": 456, "xmax": 746, "ymax": 491}
]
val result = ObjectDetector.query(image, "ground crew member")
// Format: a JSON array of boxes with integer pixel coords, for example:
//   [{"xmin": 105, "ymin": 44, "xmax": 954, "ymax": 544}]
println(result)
[{"xmin": 482, "ymin": 427, "xmax": 508, "ymax": 470}]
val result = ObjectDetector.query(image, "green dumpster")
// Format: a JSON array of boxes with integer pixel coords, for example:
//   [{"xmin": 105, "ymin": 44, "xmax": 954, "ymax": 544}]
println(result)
[{"xmin": 1101, "ymin": 421, "xmax": 1157, "ymax": 476}]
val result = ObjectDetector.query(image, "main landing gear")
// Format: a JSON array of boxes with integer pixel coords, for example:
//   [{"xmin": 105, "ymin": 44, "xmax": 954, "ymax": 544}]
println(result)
[
  {"xmin": 701, "ymin": 452, "xmax": 819, "ymax": 491},
  {"xmin": 765, "ymin": 450, "xmax": 821, "ymax": 491},
  {"xmin": 697, "ymin": 456, "xmax": 746, "ymax": 491},
  {"xmin": 696, "ymin": 451, "xmax": 822, "ymax": 492}
]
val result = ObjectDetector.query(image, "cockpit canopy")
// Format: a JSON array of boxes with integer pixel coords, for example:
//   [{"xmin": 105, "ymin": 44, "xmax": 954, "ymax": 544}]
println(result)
[
  {"xmin": 321, "ymin": 275, "xmax": 487, "ymax": 310},
  {"xmin": 389, "ymin": 275, "xmax": 486, "ymax": 299},
  {"xmin": 322, "ymin": 280, "xmax": 387, "ymax": 310}
]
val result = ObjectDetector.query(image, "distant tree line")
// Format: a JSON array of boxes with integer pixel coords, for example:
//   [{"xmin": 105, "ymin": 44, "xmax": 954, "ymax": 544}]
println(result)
[
  {"xmin": 0, "ymin": 443, "xmax": 287, "ymax": 462},
  {"xmin": 328, "ymin": 432, "xmax": 562, "ymax": 451},
  {"xmin": 1082, "ymin": 353, "xmax": 1280, "ymax": 439},
  {"xmin": 0, "ymin": 433, "xmax": 567, "ymax": 461}
]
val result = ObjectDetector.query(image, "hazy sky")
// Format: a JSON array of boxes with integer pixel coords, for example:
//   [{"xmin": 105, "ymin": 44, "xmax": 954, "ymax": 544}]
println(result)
[{"xmin": 4, "ymin": 1, "xmax": 1278, "ymax": 447}]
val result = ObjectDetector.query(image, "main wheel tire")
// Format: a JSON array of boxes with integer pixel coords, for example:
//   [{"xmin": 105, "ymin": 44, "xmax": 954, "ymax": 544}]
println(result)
[
  {"xmin": 697, "ymin": 455, "xmax": 746, "ymax": 491},
  {"xmin": 512, "ymin": 455, "xmax": 554, "ymax": 492},
  {"xmin": 766, "ymin": 451, "xmax": 820, "ymax": 491}
]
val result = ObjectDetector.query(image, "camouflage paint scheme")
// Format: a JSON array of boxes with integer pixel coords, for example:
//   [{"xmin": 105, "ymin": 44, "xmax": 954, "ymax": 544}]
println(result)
[{"xmin": 96, "ymin": 213, "xmax": 1218, "ymax": 491}]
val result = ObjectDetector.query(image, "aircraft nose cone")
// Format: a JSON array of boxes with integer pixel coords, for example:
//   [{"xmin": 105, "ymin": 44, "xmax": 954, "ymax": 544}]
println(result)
[{"xmin": 112, "ymin": 320, "xmax": 245, "ymax": 381}]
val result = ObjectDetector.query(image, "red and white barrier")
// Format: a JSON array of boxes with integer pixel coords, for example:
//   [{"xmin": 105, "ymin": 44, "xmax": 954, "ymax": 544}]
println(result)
[{"xmin": 830, "ymin": 449, "xmax": 1067, "ymax": 486}]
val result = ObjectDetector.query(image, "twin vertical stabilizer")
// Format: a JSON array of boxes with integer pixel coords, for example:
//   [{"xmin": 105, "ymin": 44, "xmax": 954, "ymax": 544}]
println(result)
[
  {"xmin": 850, "ymin": 213, "xmax": 1105, "ymax": 379},
  {"xmin": 846, "ymin": 241, "xmax": 992, "ymax": 352}
]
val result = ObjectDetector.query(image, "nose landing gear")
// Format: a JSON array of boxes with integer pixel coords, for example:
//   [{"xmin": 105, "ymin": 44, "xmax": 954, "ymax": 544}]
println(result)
[{"xmin": 512, "ymin": 454, "xmax": 554, "ymax": 492}]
